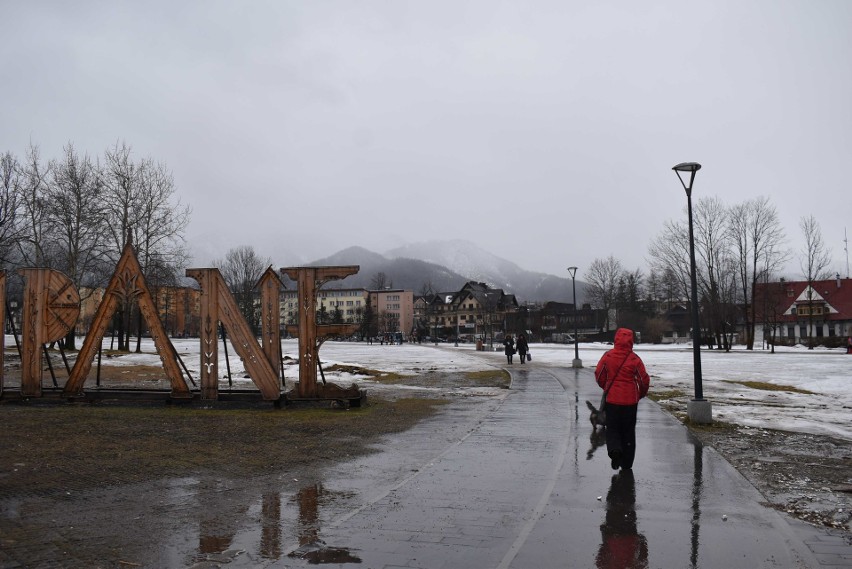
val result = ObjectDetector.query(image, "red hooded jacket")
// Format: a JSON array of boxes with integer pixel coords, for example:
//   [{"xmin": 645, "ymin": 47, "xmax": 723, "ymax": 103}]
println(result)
[{"xmin": 595, "ymin": 328, "xmax": 650, "ymax": 406}]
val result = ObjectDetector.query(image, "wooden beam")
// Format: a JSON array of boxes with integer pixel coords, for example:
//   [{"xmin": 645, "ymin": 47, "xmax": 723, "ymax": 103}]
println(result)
[
  {"xmin": 280, "ymin": 266, "xmax": 359, "ymax": 399},
  {"xmin": 256, "ymin": 267, "xmax": 284, "ymax": 382},
  {"xmin": 18, "ymin": 269, "xmax": 80, "ymax": 397},
  {"xmin": 64, "ymin": 242, "xmax": 190, "ymax": 399},
  {"xmin": 186, "ymin": 268, "xmax": 281, "ymax": 401}
]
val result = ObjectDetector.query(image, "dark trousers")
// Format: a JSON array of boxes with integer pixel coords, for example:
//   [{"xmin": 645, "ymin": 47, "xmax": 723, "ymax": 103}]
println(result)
[{"xmin": 605, "ymin": 403, "xmax": 638, "ymax": 469}]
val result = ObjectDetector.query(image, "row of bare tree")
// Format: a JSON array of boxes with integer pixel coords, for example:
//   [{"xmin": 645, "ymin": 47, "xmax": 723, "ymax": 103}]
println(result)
[
  {"xmin": 1, "ymin": 142, "xmax": 191, "ymax": 350},
  {"xmin": 583, "ymin": 195, "xmax": 834, "ymax": 349}
]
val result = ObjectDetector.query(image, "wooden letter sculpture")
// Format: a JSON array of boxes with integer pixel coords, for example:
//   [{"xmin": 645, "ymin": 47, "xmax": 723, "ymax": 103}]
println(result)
[
  {"xmin": 18, "ymin": 268, "xmax": 80, "ymax": 397},
  {"xmin": 281, "ymin": 266, "xmax": 364, "ymax": 402},
  {"xmin": 64, "ymin": 241, "xmax": 191, "ymax": 399},
  {"xmin": 257, "ymin": 267, "xmax": 284, "ymax": 378},
  {"xmin": 186, "ymin": 268, "xmax": 281, "ymax": 401}
]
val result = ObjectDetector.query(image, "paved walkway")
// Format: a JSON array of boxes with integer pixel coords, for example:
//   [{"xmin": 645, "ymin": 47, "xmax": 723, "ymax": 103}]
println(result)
[{"xmin": 279, "ymin": 365, "xmax": 850, "ymax": 569}]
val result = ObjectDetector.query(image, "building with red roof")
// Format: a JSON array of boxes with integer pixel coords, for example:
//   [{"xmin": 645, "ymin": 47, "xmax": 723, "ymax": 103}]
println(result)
[{"xmin": 754, "ymin": 275, "xmax": 852, "ymax": 345}]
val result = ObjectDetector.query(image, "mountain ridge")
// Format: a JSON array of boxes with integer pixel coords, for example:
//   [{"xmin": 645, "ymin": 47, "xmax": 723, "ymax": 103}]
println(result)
[{"xmin": 305, "ymin": 240, "xmax": 585, "ymax": 303}]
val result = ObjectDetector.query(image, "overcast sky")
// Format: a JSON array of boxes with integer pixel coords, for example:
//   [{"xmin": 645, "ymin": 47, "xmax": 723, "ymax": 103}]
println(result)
[{"xmin": 2, "ymin": 1, "xmax": 851, "ymax": 281}]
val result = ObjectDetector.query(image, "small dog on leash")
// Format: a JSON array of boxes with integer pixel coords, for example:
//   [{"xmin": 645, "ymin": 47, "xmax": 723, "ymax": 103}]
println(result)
[{"xmin": 586, "ymin": 400, "xmax": 606, "ymax": 430}]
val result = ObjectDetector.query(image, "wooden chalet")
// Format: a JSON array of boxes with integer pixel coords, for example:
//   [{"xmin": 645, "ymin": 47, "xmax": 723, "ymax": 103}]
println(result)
[{"xmin": 754, "ymin": 275, "xmax": 852, "ymax": 345}]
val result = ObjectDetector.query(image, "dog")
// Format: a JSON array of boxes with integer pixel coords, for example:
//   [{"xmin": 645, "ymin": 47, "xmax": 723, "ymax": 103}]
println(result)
[{"xmin": 586, "ymin": 400, "xmax": 606, "ymax": 430}]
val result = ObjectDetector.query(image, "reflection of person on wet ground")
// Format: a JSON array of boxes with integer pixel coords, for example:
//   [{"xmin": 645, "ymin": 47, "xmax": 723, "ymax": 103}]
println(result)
[{"xmin": 595, "ymin": 470, "xmax": 649, "ymax": 569}]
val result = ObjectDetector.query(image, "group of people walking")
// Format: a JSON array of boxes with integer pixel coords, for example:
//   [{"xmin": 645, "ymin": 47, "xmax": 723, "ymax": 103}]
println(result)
[{"xmin": 502, "ymin": 333, "xmax": 528, "ymax": 364}]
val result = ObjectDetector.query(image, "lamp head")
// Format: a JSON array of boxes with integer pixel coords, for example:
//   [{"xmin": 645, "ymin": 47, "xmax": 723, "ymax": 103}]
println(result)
[
  {"xmin": 567, "ymin": 266, "xmax": 578, "ymax": 278},
  {"xmin": 672, "ymin": 162, "xmax": 702, "ymax": 197}
]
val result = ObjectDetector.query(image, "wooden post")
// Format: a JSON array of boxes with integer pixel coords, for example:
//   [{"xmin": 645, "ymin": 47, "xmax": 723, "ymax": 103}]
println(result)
[
  {"xmin": 191, "ymin": 269, "xmax": 220, "ymax": 400},
  {"xmin": 257, "ymin": 267, "xmax": 284, "ymax": 381},
  {"xmin": 19, "ymin": 269, "xmax": 80, "ymax": 397},
  {"xmin": 186, "ymin": 268, "xmax": 281, "ymax": 401},
  {"xmin": 281, "ymin": 266, "xmax": 360, "ymax": 399}
]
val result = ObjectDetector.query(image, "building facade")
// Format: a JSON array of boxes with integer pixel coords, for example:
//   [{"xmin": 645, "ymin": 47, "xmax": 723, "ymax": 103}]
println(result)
[{"xmin": 754, "ymin": 276, "xmax": 852, "ymax": 345}]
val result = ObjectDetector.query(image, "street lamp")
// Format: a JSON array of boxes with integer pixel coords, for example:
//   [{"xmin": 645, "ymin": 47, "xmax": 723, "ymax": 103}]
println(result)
[
  {"xmin": 673, "ymin": 161, "xmax": 712, "ymax": 424},
  {"xmin": 567, "ymin": 267, "xmax": 582, "ymax": 368},
  {"xmin": 454, "ymin": 298, "xmax": 459, "ymax": 347}
]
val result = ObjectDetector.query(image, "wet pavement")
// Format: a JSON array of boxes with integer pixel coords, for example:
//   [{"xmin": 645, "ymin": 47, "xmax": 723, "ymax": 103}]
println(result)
[
  {"xmin": 3, "ymin": 364, "xmax": 852, "ymax": 568},
  {"xmin": 279, "ymin": 365, "xmax": 849, "ymax": 569}
]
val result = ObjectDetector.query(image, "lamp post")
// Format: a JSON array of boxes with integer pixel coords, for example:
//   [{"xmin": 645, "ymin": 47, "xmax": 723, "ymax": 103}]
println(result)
[
  {"xmin": 454, "ymin": 299, "xmax": 459, "ymax": 347},
  {"xmin": 567, "ymin": 267, "xmax": 582, "ymax": 368},
  {"xmin": 673, "ymin": 161, "xmax": 711, "ymax": 424}
]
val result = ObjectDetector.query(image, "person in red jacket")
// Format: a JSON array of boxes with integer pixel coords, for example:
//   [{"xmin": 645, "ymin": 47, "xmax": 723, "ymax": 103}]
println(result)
[{"xmin": 594, "ymin": 328, "xmax": 651, "ymax": 470}]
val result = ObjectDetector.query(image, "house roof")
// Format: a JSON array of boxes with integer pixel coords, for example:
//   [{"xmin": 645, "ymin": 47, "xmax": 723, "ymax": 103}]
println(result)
[{"xmin": 756, "ymin": 277, "xmax": 852, "ymax": 322}]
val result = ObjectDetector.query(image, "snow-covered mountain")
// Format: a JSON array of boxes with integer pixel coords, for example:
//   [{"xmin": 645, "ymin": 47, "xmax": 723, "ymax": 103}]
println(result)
[{"xmin": 305, "ymin": 240, "xmax": 584, "ymax": 303}]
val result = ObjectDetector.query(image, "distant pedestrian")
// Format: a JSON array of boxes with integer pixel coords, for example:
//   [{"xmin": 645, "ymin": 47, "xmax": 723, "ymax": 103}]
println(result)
[
  {"xmin": 516, "ymin": 333, "xmax": 529, "ymax": 364},
  {"xmin": 594, "ymin": 328, "xmax": 650, "ymax": 471},
  {"xmin": 847, "ymin": 337, "xmax": 852, "ymax": 354},
  {"xmin": 503, "ymin": 335, "xmax": 515, "ymax": 364}
]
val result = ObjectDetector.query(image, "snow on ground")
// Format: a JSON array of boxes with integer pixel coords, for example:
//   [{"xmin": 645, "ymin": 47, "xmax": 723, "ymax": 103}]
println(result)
[{"xmin": 86, "ymin": 336, "xmax": 852, "ymax": 441}]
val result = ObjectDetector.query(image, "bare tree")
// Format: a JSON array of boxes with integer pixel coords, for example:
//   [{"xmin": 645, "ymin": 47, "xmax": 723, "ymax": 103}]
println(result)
[
  {"xmin": 692, "ymin": 196, "xmax": 732, "ymax": 348},
  {"xmin": 214, "ymin": 245, "xmax": 272, "ymax": 335},
  {"xmin": 586, "ymin": 256, "xmax": 622, "ymax": 332},
  {"xmin": 0, "ymin": 152, "xmax": 25, "ymax": 267},
  {"xmin": 102, "ymin": 141, "xmax": 141, "ymax": 257},
  {"xmin": 728, "ymin": 196, "xmax": 788, "ymax": 349},
  {"xmin": 130, "ymin": 158, "xmax": 191, "ymax": 351},
  {"xmin": 371, "ymin": 272, "xmax": 391, "ymax": 290},
  {"xmin": 45, "ymin": 143, "xmax": 111, "ymax": 348},
  {"xmin": 102, "ymin": 142, "xmax": 191, "ymax": 350},
  {"xmin": 649, "ymin": 197, "xmax": 731, "ymax": 348},
  {"xmin": 16, "ymin": 144, "xmax": 52, "ymax": 267},
  {"xmin": 799, "ymin": 215, "xmax": 833, "ymax": 348},
  {"xmin": 132, "ymin": 157, "xmax": 191, "ymax": 274},
  {"xmin": 647, "ymin": 219, "xmax": 692, "ymax": 303}
]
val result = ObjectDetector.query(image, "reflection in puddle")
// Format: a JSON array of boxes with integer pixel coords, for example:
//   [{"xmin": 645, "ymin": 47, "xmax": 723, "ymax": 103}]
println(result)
[
  {"xmin": 261, "ymin": 492, "xmax": 282, "ymax": 559},
  {"xmin": 188, "ymin": 480, "xmax": 360, "ymax": 565},
  {"xmin": 198, "ymin": 479, "xmax": 249, "ymax": 555},
  {"xmin": 291, "ymin": 543, "xmax": 363, "ymax": 564},
  {"xmin": 596, "ymin": 470, "xmax": 648, "ymax": 568},
  {"xmin": 690, "ymin": 442, "xmax": 704, "ymax": 568},
  {"xmin": 288, "ymin": 482, "xmax": 362, "ymax": 564}
]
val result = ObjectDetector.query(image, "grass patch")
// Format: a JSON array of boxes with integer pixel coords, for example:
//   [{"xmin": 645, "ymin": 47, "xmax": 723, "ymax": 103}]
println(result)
[
  {"xmin": 647, "ymin": 389, "xmax": 687, "ymax": 402},
  {"xmin": 684, "ymin": 417, "xmax": 739, "ymax": 432},
  {"xmin": 722, "ymin": 380, "xmax": 815, "ymax": 395},
  {"xmin": 464, "ymin": 369, "xmax": 511, "ymax": 388},
  {"xmin": 0, "ymin": 396, "xmax": 448, "ymax": 496},
  {"xmin": 323, "ymin": 364, "xmax": 411, "ymax": 383}
]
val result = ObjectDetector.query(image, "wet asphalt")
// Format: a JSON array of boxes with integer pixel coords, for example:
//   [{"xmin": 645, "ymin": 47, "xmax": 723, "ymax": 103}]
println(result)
[{"xmin": 280, "ymin": 364, "xmax": 850, "ymax": 569}]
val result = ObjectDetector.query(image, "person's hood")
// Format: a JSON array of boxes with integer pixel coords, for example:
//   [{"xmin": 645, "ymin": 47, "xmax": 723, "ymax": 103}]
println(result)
[{"xmin": 614, "ymin": 328, "xmax": 634, "ymax": 351}]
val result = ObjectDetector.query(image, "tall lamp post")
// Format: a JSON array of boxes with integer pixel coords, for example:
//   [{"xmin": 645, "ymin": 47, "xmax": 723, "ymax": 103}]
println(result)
[
  {"xmin": 567, "ymin": 267, "xmax": 582, "ymax": 368},
  {"xmin": 454, "ymin": 299, "xmax": 459, "ymax": 347},
  {"xmin": 673, "ymin": 162, "xmax": 712, "ymax": 424}
]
